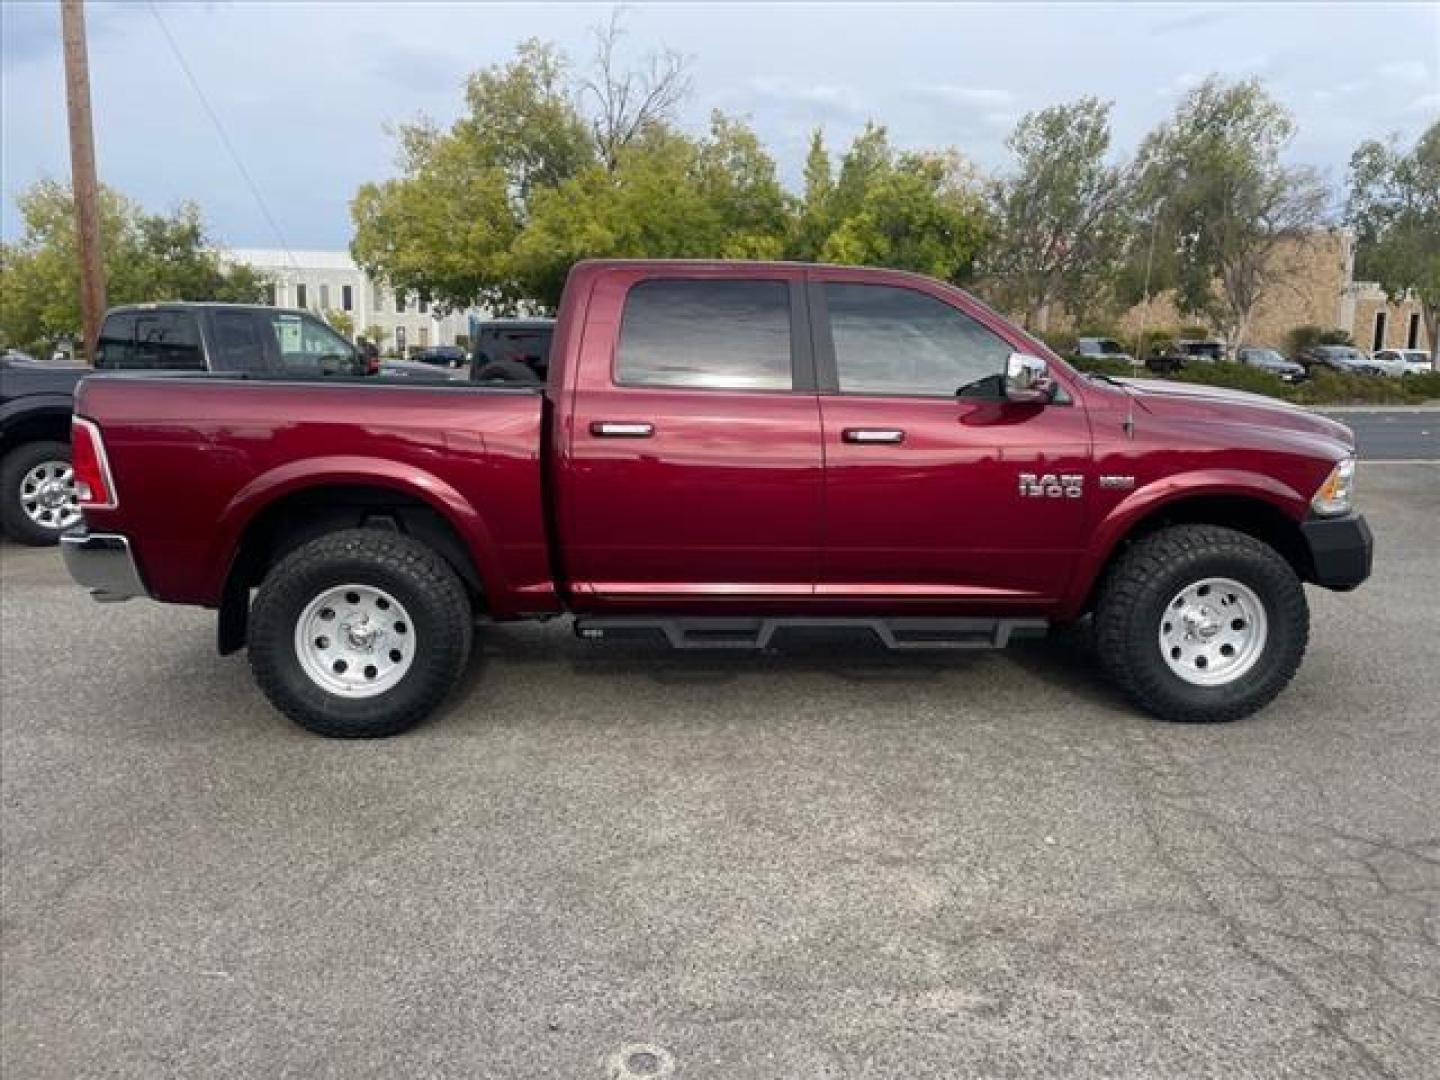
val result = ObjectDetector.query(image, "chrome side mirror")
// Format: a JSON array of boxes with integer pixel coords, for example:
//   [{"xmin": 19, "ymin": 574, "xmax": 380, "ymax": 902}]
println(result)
[{"xmin": 1005, "ymin": 352, "xmax": 1054, "ymax": 404}]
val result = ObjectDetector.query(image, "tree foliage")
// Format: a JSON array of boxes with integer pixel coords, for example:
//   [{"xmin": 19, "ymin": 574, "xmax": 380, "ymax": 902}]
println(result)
[
  {"xmin": 789, "ymin": 124, "xmax": 991, "ymax": 283},
  {"xmin": 1134, "ymin": 77, "xmax": 1328, "ymax": 354},
  {"xmin": 1347, "ymin": 121, "xmax": 1440, "ymax": 361},
  {"xmin": 350, "ymin": 33, "xmax": 990, "ymax": 313},
  {"xmin": 0, "ymin": 180, "xmax": 267, "ymax": 355},
  {"xmin": 985, "ymin": 97, "xmax": 1132, "ymax": 329}
]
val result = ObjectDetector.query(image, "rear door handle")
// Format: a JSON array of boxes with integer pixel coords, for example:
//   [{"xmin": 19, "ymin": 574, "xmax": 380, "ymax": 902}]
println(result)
[
  {"xmin": 590, "ymin": 421, "xmax": 654, "ymax": 438},
  {"xmin": 842, "ymin": 428, "xmax": 905, "ymax": 444}
]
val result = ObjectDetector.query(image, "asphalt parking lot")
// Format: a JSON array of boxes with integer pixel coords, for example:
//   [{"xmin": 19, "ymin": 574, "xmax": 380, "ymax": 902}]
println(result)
[{"xmin": 2, "ymin": 463, "xmax": 1438, "ymax": 1079}]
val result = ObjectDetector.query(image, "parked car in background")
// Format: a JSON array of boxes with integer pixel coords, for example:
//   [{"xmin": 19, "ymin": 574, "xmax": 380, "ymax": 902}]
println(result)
[
  {"xmin": 62, "ymin": 259, "xmax": 1370, "ymax": 737},
  {"xmin": 1373, "ymin": 348, "xmax": 1433, "ymax": 376},
  {"xmin": 1147, "ymin": 338, "xmax": 1224, "ymax": 374},
  {"xmin": 1073, "ymin": 337, "xmax": 1135, "ymax": 366},
  {"xmin": 1236, "ymin": 346, "xmax": 1308, "ymax": 383},
  {"xmin": 1362, "ymin": 349, "xmax": 1409, "ymax": 378},
  {"xmin": 410, "ymin": 345, "xmax": 469, "ymax": 371},
  {"xmin": 1, "ymin": 302, "xmax": 369, "ymax": 546},
  {"xmin": 1299, "ymin": 345, "xmax": 1385, "ymax": 377}
]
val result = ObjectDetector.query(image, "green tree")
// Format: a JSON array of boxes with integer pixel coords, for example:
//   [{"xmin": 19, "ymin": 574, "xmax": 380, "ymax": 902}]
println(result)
[
  {"xmin": 987, "ymin": 98, "xmax": 1134, "ymax": 330},
  {"xmin": 1346, "ymin": 121, "xmax": 1440, "ymax": 363},
  {"xmin": 360, "ymin": 323, "xmax": 387, "ymax": 349},
  {"xmin": 323, "ymin": 309, "xmax": 355, "ymax": 339},
  {"xmin": 351, "ymin": 19, "xmax": 693, "ymax": 314},
  {"xmin": 1135, "ymin": 77, "xmax": 1328, "ymax": 355},
  {"xmin": 350, "ymin": 40, "xmax": 593, "ymax": 315},
  {"xmin": 789, "ymin": 124, "xmax": 990, "ymax": 283},
  {"xmin": 509, "ymin": 114, "xmax": 789, "ymax": 309},
  {"xmin": 0, "ymin": 179, "xmax": 267, "ymax": 356}
]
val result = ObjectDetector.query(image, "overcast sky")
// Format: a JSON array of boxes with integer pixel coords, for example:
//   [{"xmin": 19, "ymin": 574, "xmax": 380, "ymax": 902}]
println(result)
[{"xmin": 3, "ymin": 1, "xmax": 1437, "ymax": 251}]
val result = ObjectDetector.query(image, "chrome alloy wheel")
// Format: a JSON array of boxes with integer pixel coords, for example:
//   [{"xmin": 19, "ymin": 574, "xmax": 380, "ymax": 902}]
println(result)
[
  {"xmin": 1159, "ymin": 577, "xmax": 1268, "ymax": 687},
  {"xmin": 294, "ymin": 584, "xmax": 416, "ymax": 698},
  {"xmin": 20, "ymin": 460, "xmax": 80, "ymax": 532}
]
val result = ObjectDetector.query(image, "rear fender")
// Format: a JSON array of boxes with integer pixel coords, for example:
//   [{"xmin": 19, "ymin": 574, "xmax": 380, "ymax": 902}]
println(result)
[
  {"xmin": 209, "ymin": 455, "xmax": 507, "ymax": 603},
  {"xmin": 1059, "ymin": 469, "xmax": 1307, "ymax": 619}
]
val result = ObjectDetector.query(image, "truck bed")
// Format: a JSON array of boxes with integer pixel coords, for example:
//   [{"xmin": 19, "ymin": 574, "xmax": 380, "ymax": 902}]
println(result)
[{"xmin": 74, "ymin": 375, "xmax": 553, "ymax": 615}]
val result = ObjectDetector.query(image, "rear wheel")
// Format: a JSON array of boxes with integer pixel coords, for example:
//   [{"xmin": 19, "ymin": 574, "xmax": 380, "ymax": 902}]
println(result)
[
  {"xmin": 248, "ymin": 529, "xmax": 472, "ymax": 737},
  {"xmin": 1095, "ymin": 525, "xmax": 1308, "ymax": 723},
  {"xmin": 1, "ymin": 440, "xmax": 79, "ymax": 546}
]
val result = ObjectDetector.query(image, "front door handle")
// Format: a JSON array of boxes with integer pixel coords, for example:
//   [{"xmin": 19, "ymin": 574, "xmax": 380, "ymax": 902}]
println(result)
[
  {"xmin": 591, "ymin": 421, "xmax": 655, "ymax": 438},
  {"xmin": 842, "ymin": 428, "xmax": 905, "ymax": 444}
]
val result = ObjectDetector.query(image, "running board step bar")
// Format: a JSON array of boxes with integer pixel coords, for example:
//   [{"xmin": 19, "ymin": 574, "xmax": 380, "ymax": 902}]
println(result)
[{"xmin": 573, "ymin": 616, "xmax": 1048, "ymax": 651}]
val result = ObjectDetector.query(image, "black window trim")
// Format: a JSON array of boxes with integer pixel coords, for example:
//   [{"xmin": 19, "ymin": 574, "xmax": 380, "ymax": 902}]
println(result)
[{"xmin": 612, "ymin": 276, "xmax": 816, "ymax": 395}]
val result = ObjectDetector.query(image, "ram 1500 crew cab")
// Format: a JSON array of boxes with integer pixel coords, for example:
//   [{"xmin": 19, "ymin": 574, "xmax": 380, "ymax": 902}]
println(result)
[{"xmin": 62, "ymin": 261, "xmax": 1372, "ymax": 737}]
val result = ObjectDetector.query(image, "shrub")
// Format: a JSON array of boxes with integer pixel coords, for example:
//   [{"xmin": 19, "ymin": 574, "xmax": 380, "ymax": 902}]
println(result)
[
  {"xmin": 1069, "ymin": 355, "xmax": 1134, "ymax": 377},
  {"xmin": 1170, "ymin": 362, "xmax": 1292, "ymax": 398},
  {"xmin": 1287, "ymin": 324, "xmax": 1354, "ymax": 356}
]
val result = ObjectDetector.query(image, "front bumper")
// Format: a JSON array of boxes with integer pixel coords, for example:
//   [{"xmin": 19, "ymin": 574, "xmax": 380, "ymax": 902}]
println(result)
[
  {"xmin": 1301, "ymin": 513, "xmax": 1373, "ymax": 592},
  {"xmin": 60, "ymin": 530, "xmax": 148, "ymax": 602}
]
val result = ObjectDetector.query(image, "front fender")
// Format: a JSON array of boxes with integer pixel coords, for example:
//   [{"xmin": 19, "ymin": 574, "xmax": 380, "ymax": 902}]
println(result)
[
  {"xmin": 209, "ymin": 455, "xmax": 508, "ymax": 601},
  {"xmin": 1058, "ymin": 469, "xmax": 1308, "ymax": 619}
]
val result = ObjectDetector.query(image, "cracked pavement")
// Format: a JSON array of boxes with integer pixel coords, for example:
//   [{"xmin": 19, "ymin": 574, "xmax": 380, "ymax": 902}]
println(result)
[{"xmin": 2, "ymin": 464, "xmax": 1438, "ymax": 1078}]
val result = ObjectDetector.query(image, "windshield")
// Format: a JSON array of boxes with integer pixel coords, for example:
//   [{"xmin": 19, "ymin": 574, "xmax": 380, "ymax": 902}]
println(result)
[
  {"xmin": 1244, "ymin": 348, "xmax": 1286, "ymax": 363},
  {"xmin": 1319, "ymin": 347, "xmax": 1365, "ymax": 361}
]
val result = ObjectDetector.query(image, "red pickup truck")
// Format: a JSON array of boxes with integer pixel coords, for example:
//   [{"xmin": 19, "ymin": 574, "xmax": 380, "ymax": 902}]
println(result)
[{"xmin": 62, "ymin": 260, "xmax": 1371, "ymax": 737}]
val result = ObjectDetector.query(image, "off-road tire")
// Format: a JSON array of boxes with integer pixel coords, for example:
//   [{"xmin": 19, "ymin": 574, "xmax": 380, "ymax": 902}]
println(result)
[
  {"xmin": 1095, "ymin": 525, "xmax": 1308, "ymax": 723},
  {"xmin": 248, "ymin": 529, "xmax": 472, "ymax": 737},
  {"xmin": 1, "ymin": 440, "xmax": 74, "ymax": 546}
]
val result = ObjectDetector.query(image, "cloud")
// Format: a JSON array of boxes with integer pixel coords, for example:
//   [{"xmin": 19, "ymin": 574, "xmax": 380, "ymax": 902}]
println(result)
[
  {"xmin": 911, "ymin": 84, "xmax": 1017, "ymax": 109},
  {"xmin": 739, "ymin": 76, "xmax": 867, "ymax": 122},
  {"xmin": 1405, "ymin": 92, "xmax": 1440, "ymax": 115},
  {"xmin": 1149, "ymin": 7, "xmax": 1235, "ymax": 35},
  {"xmin": 1377, "ymin": 60, "xmax": 1434, "ymax": 86}
]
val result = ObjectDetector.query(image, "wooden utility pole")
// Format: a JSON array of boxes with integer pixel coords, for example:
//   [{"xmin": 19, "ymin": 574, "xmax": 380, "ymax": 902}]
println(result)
[{"xmin": 61, "ymin": 0, "xmax": 106, "ymax": 363}]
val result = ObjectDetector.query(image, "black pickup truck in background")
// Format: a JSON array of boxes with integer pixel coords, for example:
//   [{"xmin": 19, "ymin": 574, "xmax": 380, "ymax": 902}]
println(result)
[
  {"xmin": 1, "ymin": 301, "xmax": 366, "ymax": 545},
  {"xmin": 378, "ymin": 319, "xmax": 556, "ymax": 384}
]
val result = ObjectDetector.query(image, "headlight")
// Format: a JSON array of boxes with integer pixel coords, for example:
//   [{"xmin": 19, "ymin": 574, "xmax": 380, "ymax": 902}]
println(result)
[{"xmin": 1311, "ymin": 456, "xmax": 1356, "ymax": 516}]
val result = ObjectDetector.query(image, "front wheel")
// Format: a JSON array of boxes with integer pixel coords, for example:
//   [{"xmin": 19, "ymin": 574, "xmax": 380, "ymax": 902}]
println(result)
[
  {"xmin": 1095, "ymin": 525, "xmax": 1309, "ymax": 723},
  {"xmin": 248, "ymin": 529, "xmax": 473, "ymax": 737}
]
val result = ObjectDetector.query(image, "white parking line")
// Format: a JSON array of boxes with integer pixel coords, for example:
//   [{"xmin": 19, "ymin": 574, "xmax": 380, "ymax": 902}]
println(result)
[{"xmin": 1360, "ymin": 459, "xmax": 1440, "ymax": 465}]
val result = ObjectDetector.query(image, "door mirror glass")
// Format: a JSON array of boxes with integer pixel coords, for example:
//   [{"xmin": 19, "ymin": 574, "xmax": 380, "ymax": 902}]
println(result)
[{"xmin": 1005, "ymin": 352, "xmax": 1054, "ymax": 404}]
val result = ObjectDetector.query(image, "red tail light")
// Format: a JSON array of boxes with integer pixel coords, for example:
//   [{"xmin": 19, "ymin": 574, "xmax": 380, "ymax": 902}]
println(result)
[{"xmin": 70, "ymin": 417, "xmax": 118, "ymax": 509}]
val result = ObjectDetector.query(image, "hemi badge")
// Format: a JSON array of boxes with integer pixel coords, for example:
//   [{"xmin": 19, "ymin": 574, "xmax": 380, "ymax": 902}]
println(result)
[{"xmin": 1099, "ymin": 475, "xmax": 1136, "ymax": 490}]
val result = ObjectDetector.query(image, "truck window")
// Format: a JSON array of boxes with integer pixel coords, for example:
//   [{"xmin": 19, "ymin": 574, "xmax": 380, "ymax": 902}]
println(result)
[
  {"xmin": 825, "ymin": 283, "xmax": 1010, "ymax": 397},
  {"xmin": 617, "ymin": 279, "xmax": 792, "ymax": 391},
  {"xmin": 133, "ymin": 311, "xmax": 204, "ymax": 370},
  {"xmin": 255, "ymin": 311, "xmax": 360, "ymax": 377},
  {"xmin": 94, "ymin": 312, "xmax": 137, "ymax": 369},
  {"xmin": 210, "ymin": 310, "xmax": 266, "ymax": 373}
]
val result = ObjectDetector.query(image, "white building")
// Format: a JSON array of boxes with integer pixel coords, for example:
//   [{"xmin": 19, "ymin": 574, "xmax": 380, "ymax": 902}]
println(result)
[{"xmin": 223, "ymin": 248, "xmax": 481, "ymax": 353}]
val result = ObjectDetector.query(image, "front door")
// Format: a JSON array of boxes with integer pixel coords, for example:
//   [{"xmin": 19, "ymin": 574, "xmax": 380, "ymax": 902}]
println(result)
[
  {"xmin": 812, "ymin": 274, "xmax": 1092, "ymax": 607},
  {"xmin": 559, "ymin": 270, "xmax": 824, "ymax": 608}
]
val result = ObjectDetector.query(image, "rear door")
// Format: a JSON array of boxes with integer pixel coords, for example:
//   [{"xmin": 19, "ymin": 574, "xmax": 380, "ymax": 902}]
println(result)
[
  {"xmin": 558, "ymin": 268, "xmax": 823, "ymax": 607},
  {"xmin": 812, "ymin": 271, "xmax": 1092, "ymax": 606}
]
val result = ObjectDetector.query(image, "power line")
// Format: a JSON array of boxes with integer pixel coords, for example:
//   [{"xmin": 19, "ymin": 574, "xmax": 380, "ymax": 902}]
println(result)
[{"xmin": 145, "ymin": 1, "xmax": 298, "ymax": 271}]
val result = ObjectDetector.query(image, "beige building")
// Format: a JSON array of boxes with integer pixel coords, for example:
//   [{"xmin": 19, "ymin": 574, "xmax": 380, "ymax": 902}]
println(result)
[{"xmin": 1041, "ymin": 229, "xmax": 1431, "ymax": 355}]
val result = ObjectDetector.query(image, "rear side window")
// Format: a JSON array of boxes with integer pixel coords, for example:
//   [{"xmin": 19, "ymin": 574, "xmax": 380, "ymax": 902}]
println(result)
[
  {"xmin": 210, "ymin": 311, "xmax": 266, "ymax": 372},
  {"xmin": 617, "ymin": 279, "xmax": 792, "ymax": 390},
  {"xmin": 825, "ymin": 283, "xmax": 1010, "ymax": 396},
  {"xmin": 99, "ymin": 311, "xmax": 203, "ymax": 370},
  {"xmin": 94, "ymin": 312, "xmax": 137, "ymax": 369}
]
